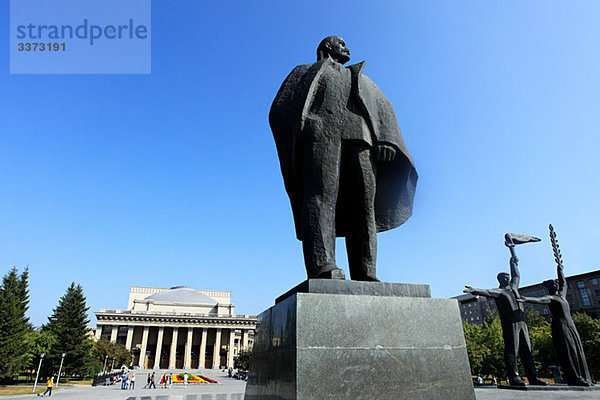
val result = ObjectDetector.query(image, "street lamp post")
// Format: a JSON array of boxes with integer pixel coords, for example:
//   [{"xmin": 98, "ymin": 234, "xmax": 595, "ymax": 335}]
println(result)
[
  {"xmin": 103, "ymin": 354, "xmax": 108, "ymax": 374},
  {"xmin": 111, "ymin": 357, "xmax": 115, "ymax": 370},
  {"xmin": 56, "ymin": 353, "xmax": 66, "ymax": 387},
  {"xmin": 32, "ymin": 353, "xmax": 44, "ymax": 393}
]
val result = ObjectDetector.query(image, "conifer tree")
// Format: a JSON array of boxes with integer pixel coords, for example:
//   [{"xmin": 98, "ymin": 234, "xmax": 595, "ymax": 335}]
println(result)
[
  {"xmin": 0, "ymin": 267, "xmax": 32, "ymax": 379},
  {"xmin": 43, "ymin": 283, "xmax": 92, "ymax": 376}
]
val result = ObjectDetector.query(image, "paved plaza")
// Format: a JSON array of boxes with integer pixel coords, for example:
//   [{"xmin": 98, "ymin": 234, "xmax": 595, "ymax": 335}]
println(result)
[{"xmin": 2, "ymin": 369, "xmax": 598, "ymax": 400}]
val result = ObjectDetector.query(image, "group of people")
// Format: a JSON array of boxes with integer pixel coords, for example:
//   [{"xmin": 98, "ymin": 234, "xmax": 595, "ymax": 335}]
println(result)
[
  {"xmin": 227, "ymin": 367, "xmax": 247, "ymax": 381},
  {"xmin": 145, "ymin": 371, "xmax": 177, "ymax": 389},
  {"xmin": 117, "ymin": 371, "xmax": 135, "ymax": 390}
]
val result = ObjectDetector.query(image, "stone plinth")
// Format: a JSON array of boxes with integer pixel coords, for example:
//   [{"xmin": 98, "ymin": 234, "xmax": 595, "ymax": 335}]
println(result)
[
  {"xmin": 276, "ymin": 279, "xmax": 431, "ymax": 304},
  {"xmin": 245, "ymin": 283, "xmax": 475, "ymax": 400}
]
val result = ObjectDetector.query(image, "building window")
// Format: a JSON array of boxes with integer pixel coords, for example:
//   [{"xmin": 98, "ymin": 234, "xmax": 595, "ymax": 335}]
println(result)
[
  {"xmin": 538, "ymin": 289, "xmax": 543, "ymax": 295},
  {"xmin": 580, "ymin": 289, "xmax": 591, "ymax": 307},
  {"xmin": 595, "ymin": 289, "xmax": 600, "ymax": 297},
  {"xmin": 543, "ymin": 309, "xmax": 549, "ymax": 315},
  {"xmin": 577, "ymin": 281, "xmax": 585, "ymax": 288},
  {"xmin": 592, "ymin": 279, "xmax": 598, "ymax": 286}
]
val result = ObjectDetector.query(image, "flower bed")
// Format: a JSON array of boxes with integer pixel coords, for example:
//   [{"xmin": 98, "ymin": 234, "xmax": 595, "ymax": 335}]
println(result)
[{"xmin": 171, "ymin": 373, "xmax": 217, "ymax": 384}]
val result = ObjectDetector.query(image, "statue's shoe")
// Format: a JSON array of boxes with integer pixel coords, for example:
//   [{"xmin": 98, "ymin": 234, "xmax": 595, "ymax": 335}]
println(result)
[
  {"xmin": 316, "ymin": 268, "xmax": 346, "ymax": 280},
  {"xmin": 508, "ymin": 377, "xmax": 527, "ymax": 386},
  {"xmin": 528, "ymin": 378, "xmax": 547, "ymax": 386},
  {"xmin": 361, "ymin": 276, "xmax": 381, "ymax": 282},
  {"xmin": 570, "ymin": 378, "xmax": 592, "ymax": 387}
]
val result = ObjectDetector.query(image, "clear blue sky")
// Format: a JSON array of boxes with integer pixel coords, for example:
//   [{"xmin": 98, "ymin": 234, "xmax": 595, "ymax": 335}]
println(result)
[{"xmin": 1, "ymin": 1, "xmax": 599, "ymax": 327}]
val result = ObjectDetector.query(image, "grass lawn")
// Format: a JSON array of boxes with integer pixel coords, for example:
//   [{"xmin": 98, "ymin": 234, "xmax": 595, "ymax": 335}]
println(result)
[
  {"xmin": 0, "ymin": 386, "xmax": 59, "ymax": 396},
  {"xmin": 60, "ymin": 378, "xmax": 93, "ymax": 385}
]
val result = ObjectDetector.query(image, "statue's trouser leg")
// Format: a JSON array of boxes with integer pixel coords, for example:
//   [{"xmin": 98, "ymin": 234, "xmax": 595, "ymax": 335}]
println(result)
[
  {"xmin": 502, "ymin": 323, "xmax": 519, "ymax": 378},
  {"xmin": 339, "ymin": 142, "xmax": 377, "ymax": 280},
  {"xmin": 518, "ymin": 325, "xmax": 540, "ymax": 380},
  {"xmin": 301, "ymin": 138, "xmax": 342, "ymax": 278}
]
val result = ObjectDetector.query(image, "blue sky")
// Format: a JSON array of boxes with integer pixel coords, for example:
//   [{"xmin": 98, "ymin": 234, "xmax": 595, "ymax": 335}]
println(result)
[{"xmin": 1, "ymin": 1, "xmax": 599, "ymax": 327}]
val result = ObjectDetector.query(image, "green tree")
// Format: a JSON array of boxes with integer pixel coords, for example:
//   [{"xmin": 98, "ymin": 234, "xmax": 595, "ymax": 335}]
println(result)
[
  {"xmin": 0, "ymin": 267, "xmax": 32, "ymax": 379},
  {"xmin": 90, "ymin": 338, "xmax": 132, "ymax": 373},
  {"xmin": 480, "ymin": 315, "xmax": 505, "ymax": 378},
  {"xmin": 234, "ymin": 349, "xmax": 252, "ymax": 371},
  {"xmin": 42, "ymin": 283, "xmax": 92, "ymax": 377},
  {"xmin": 572, "ymin": 312, "xmax": 600, "ymax": 381},
  {"xmin": 23, "ymin": 330, "xmax": 57, "ymax": 368},
  {"xmin": 524, "ymin": 308, "xmax": 556, "ymax": 378},
  {"xmin": 463, "ymin": 321, "xmax": 487, "ymax": 375},
  {"xmin": 462, "ymin": 314, "xmax": 507, "ymax": 378}
]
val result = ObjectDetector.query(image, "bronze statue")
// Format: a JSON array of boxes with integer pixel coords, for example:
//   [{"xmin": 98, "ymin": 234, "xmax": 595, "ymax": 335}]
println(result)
[
  {"xmin": 464, "ymin": 234, "xmax": 546, "ymax": 386},
  {"xmin": 269, "ymin": 36, "xmax": 417, "ymax": 281},
  {"xmin": 518, "ymin": 225, "xmax": 593, "ymax": 386}
]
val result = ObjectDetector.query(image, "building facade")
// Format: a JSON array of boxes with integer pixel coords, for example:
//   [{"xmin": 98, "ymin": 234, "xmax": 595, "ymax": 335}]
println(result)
[
  {"xmin": 454, "ymin": 269, "xmax": 600, "ymax": 325},
  {"xmin": 94, "ymin": 286, "xmax": 257, "ymax": 369}
]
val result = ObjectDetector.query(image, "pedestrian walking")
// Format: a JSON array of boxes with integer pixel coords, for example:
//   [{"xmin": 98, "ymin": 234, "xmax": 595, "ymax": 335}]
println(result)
[
  {"xmin": 183, "ymin": 372, "xmax": 188, "ymax": 388},
  {"xmin": 38, "ymin": 376, "xmax": 53, "ymax": 397},
  {"xmin": 130, "ymin": 373, "xmax": 135, "ymax": 389},
  {"xmin": 168, "ymin": 372, "xmax": 173, "ymax": 389},
  {"xmin": 121, "ymin": 372, "xmax": 128, "ymax": 389},
  {"xmin": 145, "ymin": 373, "xmax": 151, "ymax": 388},
  {"xmin": 149, "ymin": 371, "xmax": 156, "ymax": 389}
]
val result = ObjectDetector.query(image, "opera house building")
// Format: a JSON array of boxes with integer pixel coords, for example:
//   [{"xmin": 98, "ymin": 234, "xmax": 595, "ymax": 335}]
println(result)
[{"xmin": 94, "ymin": 286, "xmax": 257, "ymax": 369}]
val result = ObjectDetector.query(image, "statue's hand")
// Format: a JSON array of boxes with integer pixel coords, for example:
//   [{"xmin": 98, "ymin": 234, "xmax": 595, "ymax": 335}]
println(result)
[
  {"xmin": 377, "ymin": 143, "xmax": 397, "ymax": 162},
  {"xmin": 464, "ymin": 286, "xmax": 474, "ymax": 294}
]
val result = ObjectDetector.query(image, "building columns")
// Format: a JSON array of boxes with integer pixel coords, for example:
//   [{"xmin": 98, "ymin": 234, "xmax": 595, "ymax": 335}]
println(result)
[
  {"xmin": 242, "ymin": 329, "xmax": 249, "ymax": 350},
  {"xmin": 199, "ymin": 328, "xmax": 208, "ymax": 368},
  {"xmin": 227, "ymin": 329, "xmax": 235, "ymax": 368},
  {"xmin": 110, "ymin": 326, "xmax": 118, "ymax": 343},
  {"xmin": 184, "ymin": 328, "xmax": 193, "ymax": 369},
  {"xmin": 125, "ymin": 326, "xmax": 134, "ymax": 350},
  {"xmin": 139, "ymin": 326, "xmax": 150, "ymax": 368},
  {"xmin": 169, "ymin": 327, "xmax": 179, "ymax": 369},
  {"xmin": 154, "ymin": 327, "xmax": 164, "ymax": 369},
  {"xmin": 212, "ymin": 328, "xmax": 222, "ymax": 369},
  {"xmin": 95, "ymin": 326, "xmax": 102, "ymax": 340}
]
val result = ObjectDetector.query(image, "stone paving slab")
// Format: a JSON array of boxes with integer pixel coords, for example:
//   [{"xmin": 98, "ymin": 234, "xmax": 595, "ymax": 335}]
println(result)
[{"xmin": 475, "ymin": 386, "xmax": 600, "ymax": 399}]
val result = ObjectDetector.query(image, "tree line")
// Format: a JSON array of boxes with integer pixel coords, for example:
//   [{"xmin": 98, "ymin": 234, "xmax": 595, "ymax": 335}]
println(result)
[
  {"xmin": 0, "ymin": 267, "xmax": 131, "ymax": 383},
  {"xmin": 463, "ymin": 307, "xmax": 600, "ymax": 382}
]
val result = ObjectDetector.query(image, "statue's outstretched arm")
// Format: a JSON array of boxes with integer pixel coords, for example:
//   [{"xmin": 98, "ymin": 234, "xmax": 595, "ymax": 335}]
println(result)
[
  {"xmin": 464, "ymin": 286, "xmax": 498, "ymax": 298},
  {"xmin": 517, "ymin": 295, "xmax": 551, "ymax": 305}
]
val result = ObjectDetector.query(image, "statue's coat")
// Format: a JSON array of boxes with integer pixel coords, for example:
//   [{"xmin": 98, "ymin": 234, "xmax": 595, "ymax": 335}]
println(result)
[{"xmin": 270, "ymin": 59, "xmax": 418, "ymax": 240}]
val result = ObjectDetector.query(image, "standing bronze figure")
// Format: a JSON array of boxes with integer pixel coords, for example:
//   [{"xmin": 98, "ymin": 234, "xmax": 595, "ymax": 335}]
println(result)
[
  {"xmin": 518, "ymin": 225, "xmax": 593, "ymax": 386},
  {"xmin": 269, "ymin": 36, "xmax": 417, "ymax": 281},
  {"xmin": 464, "ymin": 233, "xmax": 546, "ymax": 386}
]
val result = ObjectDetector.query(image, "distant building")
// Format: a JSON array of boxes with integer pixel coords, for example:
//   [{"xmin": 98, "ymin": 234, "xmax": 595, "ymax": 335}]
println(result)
[
  {"xmin": 94, "ymin": 286, "xmax": 257, "ymax": 369},
  {"xmin": 454, "ymin": 269, "xmax": 600, "ymax": 325}
]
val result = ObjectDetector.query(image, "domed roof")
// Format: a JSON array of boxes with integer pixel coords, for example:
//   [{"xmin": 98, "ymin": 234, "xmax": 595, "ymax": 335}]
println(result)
[{"xmin": 145, "ymin": 287, "xmax": 218, "ymax": 305}]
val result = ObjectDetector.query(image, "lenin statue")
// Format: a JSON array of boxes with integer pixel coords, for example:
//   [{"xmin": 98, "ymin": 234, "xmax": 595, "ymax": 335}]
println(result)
[{"xmin": 269, "ymin": 36, "xmax": 418, "ymax": 281}]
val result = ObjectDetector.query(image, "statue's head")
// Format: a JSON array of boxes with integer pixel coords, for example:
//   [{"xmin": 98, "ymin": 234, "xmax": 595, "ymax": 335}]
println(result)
[
  {"xmin": 497, "ymin": 272, "xmax": 510, "ymax": 288},
  {"xmin": 317, "ymin": 36, "xmax": 350, "ymax": 64},
  {"xmin": 542, "ymin": 279, "xmax": 559, "ymax": 295}
]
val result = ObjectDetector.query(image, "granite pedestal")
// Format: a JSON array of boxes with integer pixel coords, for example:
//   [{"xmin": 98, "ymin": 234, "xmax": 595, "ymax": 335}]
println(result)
[{"xmin": 245, "ymin": 280, "xmax": 476, "ymax": 400}]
